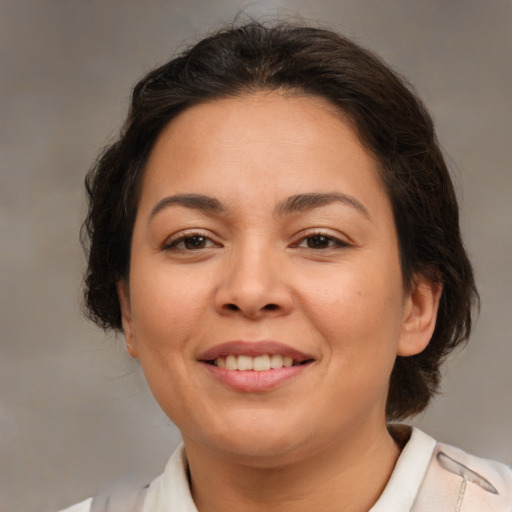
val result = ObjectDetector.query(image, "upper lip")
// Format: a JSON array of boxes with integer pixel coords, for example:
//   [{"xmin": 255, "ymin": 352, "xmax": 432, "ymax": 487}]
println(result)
[{"xmin": 198, "ymin": 341, "xmax": 314, "ymax": 363}]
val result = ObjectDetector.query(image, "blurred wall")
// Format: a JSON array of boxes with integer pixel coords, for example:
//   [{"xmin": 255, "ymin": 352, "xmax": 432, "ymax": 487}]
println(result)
[{"xmin": 1, "ymin": 1, "xmax": 511, "ymax": 510}]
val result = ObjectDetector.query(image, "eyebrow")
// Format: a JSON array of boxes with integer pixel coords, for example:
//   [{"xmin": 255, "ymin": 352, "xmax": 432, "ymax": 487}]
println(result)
[
  {"xmin": 150, "ymin": 194, "xmax": 226, "ymax": 220},
  {"xmin": 274, "ymin": 192, "xmax": 371, "ymax": 220},
  {"xmin": 149, "ymin": 191, "xmax": 370, "ymax": 221}
]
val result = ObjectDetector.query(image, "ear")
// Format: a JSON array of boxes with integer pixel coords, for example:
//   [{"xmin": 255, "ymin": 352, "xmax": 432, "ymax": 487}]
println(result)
[
  {"xmin": 117, "ymin": 280, "xmax": 140, "ymax": 359},
  {"xmin": 397, "ymin": 274, "xmax": 442, "ymax": 357}
]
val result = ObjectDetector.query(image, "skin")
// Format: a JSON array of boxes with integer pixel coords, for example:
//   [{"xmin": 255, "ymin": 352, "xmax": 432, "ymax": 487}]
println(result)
[{"xmin": 118, "ymin": 92, "xmax": 441, "ymax": 512}]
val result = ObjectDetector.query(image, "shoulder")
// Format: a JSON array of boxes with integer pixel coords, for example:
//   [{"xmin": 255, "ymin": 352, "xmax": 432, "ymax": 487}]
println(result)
[
  {"xmin": 55, "ymin": 444, "xmax": 192, "ymax": 512},
  {"xmin": 413, "ymin": 439, "xmax": 512, "ymax": 511},
  {"xmin": 56, "ymin": 481, "xmax": 149, "ymax": 512},
  {"xmin": 57, "ymin": 497, "xmax": 92, "ymax": 512}
]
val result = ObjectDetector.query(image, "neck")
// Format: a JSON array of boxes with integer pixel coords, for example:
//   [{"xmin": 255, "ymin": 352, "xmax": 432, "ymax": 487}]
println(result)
[{"xmin": 183, "ymin": 423, "xmax": 401, "ymax": 512}]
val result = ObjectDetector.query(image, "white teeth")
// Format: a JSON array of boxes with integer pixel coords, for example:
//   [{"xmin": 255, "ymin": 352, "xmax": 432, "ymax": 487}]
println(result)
[
  {"xmin": 270, "ymin": 354, "xmax": 283, "ymax": 369},
  {"xmin": 214, "ymin": 354, "xmax": 300, "ymax": 371},
  {"xmin": 237, "ymin": 355, "xmax": 253, "ymax": 371},
  {"xmin": 253, "ymin": 355, "xmax": 270, "ymax": 371},
  {"xmin": 225, "ymin": 354, "xmax": 237, "ymax": 370}
]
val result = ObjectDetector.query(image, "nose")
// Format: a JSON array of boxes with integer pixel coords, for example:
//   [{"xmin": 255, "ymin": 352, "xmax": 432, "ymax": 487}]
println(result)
[{"xmin": 214, "ymin": 242, "xmax": 293, "ymax": 320}]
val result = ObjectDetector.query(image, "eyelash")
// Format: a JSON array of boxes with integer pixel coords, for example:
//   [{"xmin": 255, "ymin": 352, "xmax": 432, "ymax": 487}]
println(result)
[
  {"xmin": 162, "ymin": 230, "xmax": 221, "ymax": 251},
  {"xmin": 293, "ymin": 230, "xmax": 351, "ymax": 250},
  {"xmin": 162, "ymin": 229, "xmax": 350, "ymax": 252}
]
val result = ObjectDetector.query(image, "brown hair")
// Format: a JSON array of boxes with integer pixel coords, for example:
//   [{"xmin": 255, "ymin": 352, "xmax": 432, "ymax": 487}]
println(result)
[{"xmin": 82, "ymin": 22, "xmax": 479, "ymax": 420}]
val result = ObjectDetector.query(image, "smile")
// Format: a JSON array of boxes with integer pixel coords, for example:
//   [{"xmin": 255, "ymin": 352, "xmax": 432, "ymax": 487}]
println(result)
[
  {"xmin": 212, "ymin": 354, "xmax": 309, "ymax": 371},
  {"xmin": 199, "ymin": 341, "xmax": 315, "ymax": 391}
]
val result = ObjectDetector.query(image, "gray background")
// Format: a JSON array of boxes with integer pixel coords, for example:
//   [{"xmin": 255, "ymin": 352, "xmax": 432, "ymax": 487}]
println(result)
[{"xmin": 1, "ymin": 1, "xmax": 511, "ymax": 510}]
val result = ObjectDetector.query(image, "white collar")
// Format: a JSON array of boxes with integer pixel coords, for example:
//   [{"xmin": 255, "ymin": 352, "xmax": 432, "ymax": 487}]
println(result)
[
  {"xmin": 144, "ymin": 445, "xmax": 197, "ymax": 512},
  {"xmin": 145, "ymin": 427, "xmax": 436, "ymax": 512},
  {"xmin": 370, "ymin": 427, "xmax": 436, "ymax": 511}
]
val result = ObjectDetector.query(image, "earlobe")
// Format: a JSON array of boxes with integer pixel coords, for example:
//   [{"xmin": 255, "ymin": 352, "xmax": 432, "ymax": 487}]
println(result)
[
  {"xmin": 117, "ymin": 280, "xmax": 139, "ymax": 359},
  {"xmin": 397, "ymin": 275, "xmax": 443, "ymax": 357}
]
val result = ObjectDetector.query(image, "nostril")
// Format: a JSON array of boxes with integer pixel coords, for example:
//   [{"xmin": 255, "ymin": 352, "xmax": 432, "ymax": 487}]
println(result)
[{"xmin": 224, "ymin": 303, "xmax": 279, "ymax": 312}]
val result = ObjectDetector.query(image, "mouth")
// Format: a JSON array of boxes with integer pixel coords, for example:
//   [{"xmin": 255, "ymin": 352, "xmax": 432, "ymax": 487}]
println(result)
[
  {"xmin": 206, "ymin": 353, "xmax": 313, "ymax": 371},
  {"xmin": 199, "ymin": 340, "xmax": 314, "ymax": 369},
  {"xmin": 198, "ymin": 341, "xmax": 315, "ymax": 390}
]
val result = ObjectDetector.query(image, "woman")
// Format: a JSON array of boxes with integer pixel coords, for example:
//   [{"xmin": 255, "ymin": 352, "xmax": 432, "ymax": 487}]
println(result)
[{"xmin": 64, "ymin": 22, "xmax": 511, "ymax": 511}]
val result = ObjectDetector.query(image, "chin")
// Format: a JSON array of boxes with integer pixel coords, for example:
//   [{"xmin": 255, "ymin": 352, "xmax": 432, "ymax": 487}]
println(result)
[
  {"xmin": 215, "ymin": 438, "xmax": 309, "ymax": 468},
  {"xmin": 187, "ymin": 414, "xmax": 318, "ymax": 468}
]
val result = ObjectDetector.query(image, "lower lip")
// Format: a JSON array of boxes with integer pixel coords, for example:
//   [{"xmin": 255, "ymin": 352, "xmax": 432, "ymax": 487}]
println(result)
[{"xmin": 201, "ymin": 363, "xmax": 311, "ymax": 392}]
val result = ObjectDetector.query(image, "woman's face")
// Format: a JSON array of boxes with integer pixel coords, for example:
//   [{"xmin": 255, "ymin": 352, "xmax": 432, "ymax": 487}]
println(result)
[{"xmin": 119, "ymin": 93, "xmax": 431, "ymax": 465}]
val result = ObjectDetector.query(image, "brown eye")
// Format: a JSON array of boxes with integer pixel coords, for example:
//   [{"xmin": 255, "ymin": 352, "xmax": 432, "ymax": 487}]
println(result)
[
  {"xmin": 183, "ymin": 235, "xmax": 208, "ymax": 249},
  {"xmin": 306, "ymin": 235, "xmax": 331, "ymax": 249},
  {"xmin": 164, "ymin": 233, "xmax": 218, "ymax": 251},
  {"xmin": 295, "ymin": 232, "xmax": 349, "ymax": 250}
]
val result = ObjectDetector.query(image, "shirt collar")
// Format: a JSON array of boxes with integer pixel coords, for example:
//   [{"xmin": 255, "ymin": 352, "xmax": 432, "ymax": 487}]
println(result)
[
  {"xmin": 370, "ymin": 426, "xmax": 436, "ymax": 511},
  {"xmin": 144, "ymin": 444, "xmax": 198, "ymax": 512},
  {"xmin": 145, "ymin": 426, "xmax": 436, "ymax": 512}
]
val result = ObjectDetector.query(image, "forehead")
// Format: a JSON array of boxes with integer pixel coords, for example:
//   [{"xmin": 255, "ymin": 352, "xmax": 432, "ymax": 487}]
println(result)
[{"xmin": 139, "ymin": 92, "xmax": 390, "ymax": 220}]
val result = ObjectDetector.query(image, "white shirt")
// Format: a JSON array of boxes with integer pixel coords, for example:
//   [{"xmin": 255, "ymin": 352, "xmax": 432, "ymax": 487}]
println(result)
[{"xmin": 59, "ymin": 427, "xmax": 511, "ymax": 512}]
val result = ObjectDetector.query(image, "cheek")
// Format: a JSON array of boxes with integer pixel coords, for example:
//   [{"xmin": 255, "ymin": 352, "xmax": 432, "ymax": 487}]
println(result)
[
  {"xmin": 129, "ymin": 266, "xmax": 213, "ymax": 353},
  {"xmin": 127, "ymin": 269, "xmax": 210, "ymax": 420},
  {"xmin": 298, "ymin": 261, "xmax": 405, "ymax": 358}
]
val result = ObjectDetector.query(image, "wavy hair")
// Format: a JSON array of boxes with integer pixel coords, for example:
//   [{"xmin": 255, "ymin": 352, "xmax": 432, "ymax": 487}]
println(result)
[{"xmin": 82, "ymin": 22, "xmax": 479, "ymax": 420}]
